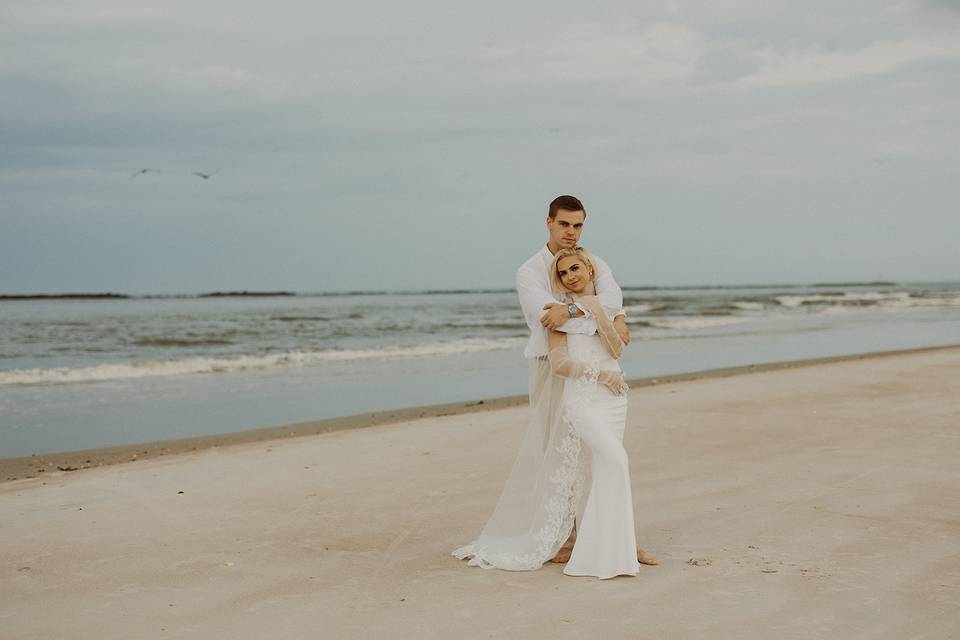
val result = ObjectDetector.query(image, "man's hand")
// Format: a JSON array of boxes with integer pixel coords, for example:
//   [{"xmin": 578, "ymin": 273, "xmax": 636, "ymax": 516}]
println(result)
[
  {"xmin": 541, "ymin": 303, "xmax": 573, "ymax": 331},
  {"xmin": 614, "ymin": 316, "xmax": 630, "ymax": 346}
]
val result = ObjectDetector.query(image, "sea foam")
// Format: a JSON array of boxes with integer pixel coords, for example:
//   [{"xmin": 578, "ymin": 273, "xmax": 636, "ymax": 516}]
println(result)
[{"xmin": 0, "ymin": 337, "xmax": 526, "ymax": 386}]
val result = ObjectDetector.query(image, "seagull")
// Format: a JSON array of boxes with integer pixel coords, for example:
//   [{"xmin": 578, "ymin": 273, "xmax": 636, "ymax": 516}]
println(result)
[
  {"xmin": 192, "ymin": 169, "xmax": 221, "ymax": 180},
  {"xmin": 131, "ymin": 168, "xmax": 160, "ymax": 177}
]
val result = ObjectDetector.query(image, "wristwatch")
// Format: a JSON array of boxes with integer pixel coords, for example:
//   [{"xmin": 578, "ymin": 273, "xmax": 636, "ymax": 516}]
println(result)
[{"xmin": 567, "ymin": 303, "xmax": 579, "ymax": 317}]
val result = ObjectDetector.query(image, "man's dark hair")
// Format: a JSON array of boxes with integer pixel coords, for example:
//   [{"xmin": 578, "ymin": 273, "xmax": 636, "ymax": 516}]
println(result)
[{"xmin": 548, "ymin": 195, "xmax": 586, "ymax": 219}]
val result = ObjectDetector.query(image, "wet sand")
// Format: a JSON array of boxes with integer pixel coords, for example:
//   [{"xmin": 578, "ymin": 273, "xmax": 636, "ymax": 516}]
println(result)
[{"xmin": 1, "ymin": 346, "xmax": 958, "ymax": 639}]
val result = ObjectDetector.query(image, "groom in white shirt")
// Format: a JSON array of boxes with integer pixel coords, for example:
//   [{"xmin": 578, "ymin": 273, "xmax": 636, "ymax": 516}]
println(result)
[{"xmin": 515, "ymin": 194, "xmax": 630, "ymax": 564}]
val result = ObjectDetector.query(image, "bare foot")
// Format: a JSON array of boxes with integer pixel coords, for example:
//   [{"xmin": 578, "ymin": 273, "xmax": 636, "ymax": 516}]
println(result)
[
  {"xmin": 549, "ymin": 546, "xmax": 573, "ymax": 563},
  {"xmin": 637, "ymin": 547, "xmax": 659, "ymax": 565}
]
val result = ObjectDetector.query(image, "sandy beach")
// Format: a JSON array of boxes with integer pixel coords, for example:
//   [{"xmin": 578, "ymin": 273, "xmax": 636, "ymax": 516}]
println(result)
[{"xmin": 2, "ymin": 346, "xmax": 958, "ymax": 639}]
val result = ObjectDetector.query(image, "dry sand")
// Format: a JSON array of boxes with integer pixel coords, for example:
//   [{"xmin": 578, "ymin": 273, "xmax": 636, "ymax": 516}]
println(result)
[{"xmin": 1, "ymin": 347, "xmax": 958, "ymax": 639}]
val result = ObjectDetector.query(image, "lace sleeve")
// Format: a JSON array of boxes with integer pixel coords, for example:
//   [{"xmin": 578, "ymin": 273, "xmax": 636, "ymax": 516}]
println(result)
[
  {"xmin": 573, "ymin": 295, "xmax": 624, "ymax": 359},
  {"xmin": 547, "ymin": 333, "xmax": 628, "ymax": 395},
  {"xmin": 547, "ymin": 341, "xmax": 589, "ymax": 380}
]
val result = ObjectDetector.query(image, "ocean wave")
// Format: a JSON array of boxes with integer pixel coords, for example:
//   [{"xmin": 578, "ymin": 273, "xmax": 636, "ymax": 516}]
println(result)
[
  {"xmin": 624, "ymin": 319, "xmax": 657, "ymax": 327},
  {"xmin": 432, "ymin": 320, "xmax": 526, "ymax": 331},
  {"xmin": 270, "ymin": 315, "xmax": 332, "ymax": 322},
  {"xmin": 908, "ymin": 291, "xmax": 956, "ymax": 299},
  {"xmin": 622, "ymin": 301, "xmax": 674, "ymax": 313},
  {"xmin": 0, "ymin": 337, "xmax": 527, "ymax": 386},
  {"xmin": 777, "ymin": 291, "xmax": 960, "ymax": 310},
  {"xmin": 698, "ymin": 306, "xmax": 738, "ymax": 316},
  {"xmin": 645, "ymin": 317, "xmax": 751, "ymax": 330},
  {"xmin": 883, "ymin": 293, "xmax": 960, "ymax": 308},
  {"xmin": 131, "ymin": 337, "xmax": 234, "ymax": 347},
  {"xmin": 777, "ymin": 292, "xmax": 907, "ymax": 308}
]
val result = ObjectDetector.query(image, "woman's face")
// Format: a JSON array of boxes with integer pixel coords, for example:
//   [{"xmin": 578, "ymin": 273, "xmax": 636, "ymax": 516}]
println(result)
[{"xmin": 556, "ymin": 254, "xmax": 592, "ymax": 293}]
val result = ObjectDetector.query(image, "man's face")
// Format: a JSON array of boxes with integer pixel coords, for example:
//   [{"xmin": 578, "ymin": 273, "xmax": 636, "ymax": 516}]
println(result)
[{"xmin": 546, "ymin": 209, "xmax": 585, "ymax": 250}]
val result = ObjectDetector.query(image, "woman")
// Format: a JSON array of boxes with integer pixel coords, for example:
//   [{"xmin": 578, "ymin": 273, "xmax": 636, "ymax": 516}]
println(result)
[{"xmin": 453, "ymin": 246, "xmax": 657, "ymax": 579}]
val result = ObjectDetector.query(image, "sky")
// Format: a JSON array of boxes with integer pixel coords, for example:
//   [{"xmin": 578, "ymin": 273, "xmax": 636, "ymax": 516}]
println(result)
[{"xmin": 1, "ymin": 0, "xmax": 958, "ymax": 294}]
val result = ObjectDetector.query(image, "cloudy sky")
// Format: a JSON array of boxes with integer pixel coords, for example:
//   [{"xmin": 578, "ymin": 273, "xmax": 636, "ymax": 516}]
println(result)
[{"xmin": 2, "ymin": 0, "xmax": 958, "ymax": 294}]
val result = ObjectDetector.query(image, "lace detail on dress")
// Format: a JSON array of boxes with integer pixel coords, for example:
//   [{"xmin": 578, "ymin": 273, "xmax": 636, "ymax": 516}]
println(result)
[
  {"xmin": 451, "ymin": 409, "xmax": 584, "ymax": 571},
  {"xmin": 521, "ymin": 408, "xmax": 583, "ymax": 565},
  {"xmin": 566, "ymin": 361, "xmax": 601, "ymax": 417},
  {"xmin": 514, "ymin": 360, "xmax": 602, "ymax": 567},
  {"xmin": 452, "ymin": 340, "xmax": 613, "ymax": 572}
]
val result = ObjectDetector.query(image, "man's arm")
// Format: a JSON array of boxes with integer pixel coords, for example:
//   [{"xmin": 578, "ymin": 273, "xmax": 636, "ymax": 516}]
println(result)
[
  {"xmin": 516, "ymin": 266, "xmax": 561, "ymax": 332},
  {"xmin": 517, "ymin": 266, "xmax": 597, "ymax": 334},
  {"xmin": 589, "ymin": 255, "xmax": 624, "ymax": 317}
]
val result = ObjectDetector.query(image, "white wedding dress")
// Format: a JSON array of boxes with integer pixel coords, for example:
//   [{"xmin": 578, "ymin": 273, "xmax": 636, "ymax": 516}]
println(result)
[
  {"xmin": 559, "ymin": 333, "xmax": 640, "ymax": 579},
  {"xmin": 453, "ymin": 298, "xmax": 640, "ymax": 580}
]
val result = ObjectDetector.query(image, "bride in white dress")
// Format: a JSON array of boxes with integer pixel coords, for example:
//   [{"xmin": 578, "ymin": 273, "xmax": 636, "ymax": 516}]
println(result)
[{"xmin": 453, "ymin": 246, "xmax": 657, "ymax": 579}]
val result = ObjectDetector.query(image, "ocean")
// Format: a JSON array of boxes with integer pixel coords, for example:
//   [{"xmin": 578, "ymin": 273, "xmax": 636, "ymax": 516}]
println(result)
[{"xmin": 1, "ymin": 281, "xmax": 958, "ymax": 457}]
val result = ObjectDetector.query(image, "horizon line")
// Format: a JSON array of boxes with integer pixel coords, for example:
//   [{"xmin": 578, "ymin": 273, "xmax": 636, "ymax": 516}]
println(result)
[{"xmin": 4, "ymin": 279, "xmax": 960, "ymax": 300}]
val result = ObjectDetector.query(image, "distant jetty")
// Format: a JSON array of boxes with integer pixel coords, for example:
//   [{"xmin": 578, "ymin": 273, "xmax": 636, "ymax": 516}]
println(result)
[
  {"xmin": 811, "ymin": 281, "xmax": 897, "ymax": 288},
  {"xmin": 0, "ymin": 293, "xmax": 131, "ymax": 301},
  {"xmin": 198, "ymin": 291, "xmax": 297, "ymax": 298},
  {"xmin": 0, "ymin": 291, "xmax": 297, "ymax": 301}
]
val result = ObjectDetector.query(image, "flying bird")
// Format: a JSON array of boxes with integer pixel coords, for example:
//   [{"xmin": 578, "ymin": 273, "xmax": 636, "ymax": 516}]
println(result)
[
  {"xmin": 131, "ymin": 168, "xmax": 160, "ymax": 177},
  {"xmin": 192, "ymin": 169, "xmax": 220, "ymax": 180}
]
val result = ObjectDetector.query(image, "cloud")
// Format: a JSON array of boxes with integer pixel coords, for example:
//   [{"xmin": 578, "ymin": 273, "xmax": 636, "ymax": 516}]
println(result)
[{"xmin": 739, "ymin": 32, "xmax": 960, "ymax": 87}]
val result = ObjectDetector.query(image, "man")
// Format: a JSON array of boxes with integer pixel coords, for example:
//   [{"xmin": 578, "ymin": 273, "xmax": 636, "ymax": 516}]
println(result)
[{"xmin": 516, "ymin": 194, "xmax": 657, "ymax": 567}]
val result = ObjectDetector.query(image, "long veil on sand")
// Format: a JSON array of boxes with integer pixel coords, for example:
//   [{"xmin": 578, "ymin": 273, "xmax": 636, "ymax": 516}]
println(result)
[{"xmin": 452, "ymin": 358, "xmax": 591, "ymax": 570}]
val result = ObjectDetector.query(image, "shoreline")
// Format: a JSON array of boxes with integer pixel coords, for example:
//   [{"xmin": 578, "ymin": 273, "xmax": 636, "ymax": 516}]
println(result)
[{"xmin": 3, "ymin": 343, "xmax": 958, "ymax": 483}]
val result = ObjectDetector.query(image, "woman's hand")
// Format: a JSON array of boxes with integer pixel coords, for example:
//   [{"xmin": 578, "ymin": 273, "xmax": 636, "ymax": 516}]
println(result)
[{"xmin": 599, "ymin": 371, "xmax": 629, "ymax": 396}]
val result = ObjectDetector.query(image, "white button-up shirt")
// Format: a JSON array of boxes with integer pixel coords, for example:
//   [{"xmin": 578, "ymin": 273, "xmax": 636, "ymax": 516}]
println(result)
[{"xmin": 516, "ymin": 244, "xmax": 625, "ymax": 359}]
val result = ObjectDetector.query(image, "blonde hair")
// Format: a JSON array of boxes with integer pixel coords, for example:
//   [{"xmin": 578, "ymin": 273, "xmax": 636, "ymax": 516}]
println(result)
[{"xmin": 550, "ymin": 245, "xmax": 597, "ymax": 294}]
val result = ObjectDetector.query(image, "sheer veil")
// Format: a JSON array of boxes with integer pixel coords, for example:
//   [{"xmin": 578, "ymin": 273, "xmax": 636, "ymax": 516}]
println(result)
[{"xmin": 452, "ymin": 357, "xmax": 593, "ymax": 570}]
